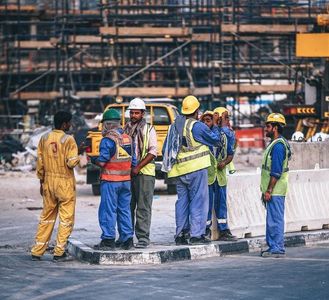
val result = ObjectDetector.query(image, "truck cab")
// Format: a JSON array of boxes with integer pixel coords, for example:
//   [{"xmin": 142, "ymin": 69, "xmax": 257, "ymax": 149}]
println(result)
[{"xmin": 85, "ymin": 100, "xmax": 179, "ymax": 195}]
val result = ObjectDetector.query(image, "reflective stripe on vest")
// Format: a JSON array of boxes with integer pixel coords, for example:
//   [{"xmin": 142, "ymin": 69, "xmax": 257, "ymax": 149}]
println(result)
[
  {"xmin": 140, "ymin": 123, "xmax": 156, "ymax": 176},
  {"xmin": 168, "ymin": 119, "xmax": 211, "ymax": 178},
  {"xmin": 101, "ymin": 133, "xmax": 132, "ymax": 182},
  {"xmin": 260, "ymin": 137, "xmax": 289, "ymax": 196}
]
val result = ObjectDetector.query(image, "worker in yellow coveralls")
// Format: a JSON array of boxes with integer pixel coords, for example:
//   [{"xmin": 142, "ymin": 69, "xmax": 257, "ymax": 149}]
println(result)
[{"xmin": 31, "ymin": 111, "xmax": 80, "ymax": 262}]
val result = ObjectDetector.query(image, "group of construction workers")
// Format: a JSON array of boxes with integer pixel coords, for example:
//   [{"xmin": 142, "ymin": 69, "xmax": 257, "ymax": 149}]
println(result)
[{"xmin": 31, "ymin": 95, "xmax": 291, "ymax": 262}]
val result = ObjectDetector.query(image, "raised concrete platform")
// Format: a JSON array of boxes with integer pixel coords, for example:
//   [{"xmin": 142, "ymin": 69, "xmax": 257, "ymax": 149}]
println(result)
[{"xmin": 67, "ymin": 230, "xmax": 329, "ymax": 265}]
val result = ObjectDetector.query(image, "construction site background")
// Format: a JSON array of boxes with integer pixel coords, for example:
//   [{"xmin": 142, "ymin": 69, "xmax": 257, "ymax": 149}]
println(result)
[{"xmin": 1, "ymin": 0, "xmax": 329, "ymax": 161}]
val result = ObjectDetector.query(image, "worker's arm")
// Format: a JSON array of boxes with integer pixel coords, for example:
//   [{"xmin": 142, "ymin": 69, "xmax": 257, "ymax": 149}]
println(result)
[
  {"xmin": 132, "ymin": 126, "xmax": 157, "ymax": 176},
  {"xmin": 218, "ymin": 155, "xmax": 234, "ymax": 170},
  {"xmin": 217, "ymin": 127, "xmax": 235, "ymax": 170},
  {"xmin": 93, "ymin": 138, "xmax": 116, "ymax": 168},
  {"xmin": 36, "ymin": 136, "xmax": 45, "ymax": 196},
  {"xmin": 264, "ymin": 142, "xmax": 286, "ymax": 201},
  {"xmin": 192, "ymin": 121, "xmax": 221, "ymax": 147},
  {"xmin": 66, "ymin": 136, "xmax": 80, "ymax": 169}
]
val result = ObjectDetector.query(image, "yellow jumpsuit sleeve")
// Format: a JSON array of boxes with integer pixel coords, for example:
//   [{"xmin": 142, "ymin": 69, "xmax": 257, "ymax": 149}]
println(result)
[
  {"xmin": 36, "ymin": 136, "xmax": 45, "ymax": 181},
  {"xmin": 65, "ymin": 136, "xmax": 80, "ymax": 169}
]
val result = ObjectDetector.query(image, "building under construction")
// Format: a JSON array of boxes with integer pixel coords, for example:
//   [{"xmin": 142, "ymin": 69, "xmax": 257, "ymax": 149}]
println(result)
[{"xmin": 0, "ymin": 0, "xmax": 327, "ymax": 132}]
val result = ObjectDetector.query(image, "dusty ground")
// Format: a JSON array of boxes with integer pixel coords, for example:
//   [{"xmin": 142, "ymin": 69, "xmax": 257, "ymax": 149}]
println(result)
[
  {"xmin": 0, "ymin": 148, "xmax": 263, "ymax": 251},
  {"xmin": 0, "ymin": 168, "xmax": 178, "ymax": 251}
]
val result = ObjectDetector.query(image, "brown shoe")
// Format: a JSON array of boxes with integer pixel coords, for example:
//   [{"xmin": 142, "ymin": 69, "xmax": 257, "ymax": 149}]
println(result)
[{"xmin": 217, "ymin": 230, "xmax": 238, "ymax": 241}]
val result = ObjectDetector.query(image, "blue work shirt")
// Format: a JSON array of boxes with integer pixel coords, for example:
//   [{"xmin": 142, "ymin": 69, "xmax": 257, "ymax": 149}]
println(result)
[
  {"xmin": 219, "ymin": 126, "xmax": 235, "ymax": 156},
  {"xmin": 188, "ymin": 121, "xmax": 221, "ymax": 147},
  {"xmin": 208, "ymin": 126, "xmax": 235, "ymax": 157},
  {"xmin": 270, "ymin": 138, "xmax": 286, "ymax": 180},
  {"xmin": 97, "ymin": 129, "xmax": 137, "ymax": 167}
]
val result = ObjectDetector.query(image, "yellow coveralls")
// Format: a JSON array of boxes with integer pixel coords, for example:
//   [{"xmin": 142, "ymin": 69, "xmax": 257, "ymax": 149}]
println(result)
[{"xmin": 31, "ymin": 129, "xmax": 79, "ymax": 257}]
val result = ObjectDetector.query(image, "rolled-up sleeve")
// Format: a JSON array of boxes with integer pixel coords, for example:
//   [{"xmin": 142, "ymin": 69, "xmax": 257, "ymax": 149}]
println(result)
[{"xmin": 147, "ymin": 126, "xmax": 157, "ymax": 157}]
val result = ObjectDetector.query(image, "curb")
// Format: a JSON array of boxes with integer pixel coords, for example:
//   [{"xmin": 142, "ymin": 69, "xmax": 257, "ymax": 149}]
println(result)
[
  {"xmin": 67, "ymin": 240, "xmax": 249, "ymax": 265},
  {"xmin": 67, "ymin": 230, "xmax": 329, "ymax": 265}
]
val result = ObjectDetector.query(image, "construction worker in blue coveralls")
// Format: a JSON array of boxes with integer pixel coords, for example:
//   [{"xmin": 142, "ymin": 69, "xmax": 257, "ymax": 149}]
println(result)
[
  {"xmin": 92, "ymin": 108, "xmax": 136, "ymax": 251},
  {"xmin": 203, "ymin": 107, "xmax": 237, "ymax": 241},
  {"xmin": 163, "ymin": 95, "xmax": 222, "ymax": 245},
  {"xmin": 261, "ymin": 113, "xmax": 291, "ymax": 258}
]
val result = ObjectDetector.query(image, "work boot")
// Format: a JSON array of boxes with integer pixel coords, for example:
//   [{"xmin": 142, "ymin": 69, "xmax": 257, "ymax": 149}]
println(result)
[
  {"xmin": 135, "ymin": 240, "xmax": 149, "ymax": 249},
  {"xmin": 120, "ymin": 238, "xmax": 134, "ymax": 250},
  {"xmin": 261, "ymin": 251, "xmax": 286, "ymax": 258},
  {"xmin": 175, "ymin": 235, "xmax": 189, "ymax": 246},
  {"xmin": 94, "ymin": 239, "xmax": 115, "ymax": 251},
  {"xmin": 53, "ymin": 252, "xmax": 74, "ymax": 262},
  {"xmin": 115, "ymin": 240, "xmax": 123, "ymax": 248},
  {"xmin": 189, "ymin": 235, "xmax": 211, "ymax": 245},
  {"xmin": 31, "ymin": 255, "xmax": 41, "ymax": 261},
  {"xmin": 217, "ymin": 229, "xmax": 238, "ymax": 241}
]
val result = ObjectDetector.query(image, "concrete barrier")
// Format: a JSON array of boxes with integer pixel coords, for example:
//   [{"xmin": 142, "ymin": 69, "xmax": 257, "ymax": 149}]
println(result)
[
  {"xmin": 287, "ymin": 141, "xmax": 329, "ymax": 170},
  {"xmin": 212, "ymin": 169, "xmax": 329, "ymax": 239}
]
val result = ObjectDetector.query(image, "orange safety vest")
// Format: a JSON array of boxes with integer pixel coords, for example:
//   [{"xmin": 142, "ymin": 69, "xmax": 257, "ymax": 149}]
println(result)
[{"xmin": 100, "ymin": 133, "xmax": 132, "ymax": 182}]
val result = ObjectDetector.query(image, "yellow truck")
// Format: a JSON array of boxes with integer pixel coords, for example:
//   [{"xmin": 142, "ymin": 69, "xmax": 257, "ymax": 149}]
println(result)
[{"xmin": 85, "ymin": 101, "xmax": 179, "ymax": 195}]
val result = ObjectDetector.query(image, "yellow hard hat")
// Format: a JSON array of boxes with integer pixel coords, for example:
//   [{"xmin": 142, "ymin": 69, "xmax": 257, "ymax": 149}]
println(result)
[
  {"xmin": 214, "ymin": 107, "xmax": 229, "ymax": 117},
  {"xmin": 181, "ymin": 95, "xmax": 200, "ymax": 115},
  {"xmin": 266, "ymin": 113, "xmax": 286, "ymax": 126},
  {"xmin": 201, "ymin": 110, "xmax": 214, "ymax": 118}
]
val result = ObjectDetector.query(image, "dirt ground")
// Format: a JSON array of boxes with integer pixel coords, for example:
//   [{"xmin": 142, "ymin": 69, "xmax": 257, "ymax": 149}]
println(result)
[
  {"xmin": 0, "ymin": 168, "xmax": 177, "ymax": 252},
  {"xmin": 0, "ymin": 150, "xmax": 260, "ymax": 253}
]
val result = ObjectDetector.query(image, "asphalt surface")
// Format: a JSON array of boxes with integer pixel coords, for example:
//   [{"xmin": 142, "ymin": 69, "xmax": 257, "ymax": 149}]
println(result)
[
  {"xmin": 1, "ymin": 244, "xmax": 329, "ymax": 300},
  {"xmin": 1, "ymin": 171, "xmax": 329, "ymax": 299}
]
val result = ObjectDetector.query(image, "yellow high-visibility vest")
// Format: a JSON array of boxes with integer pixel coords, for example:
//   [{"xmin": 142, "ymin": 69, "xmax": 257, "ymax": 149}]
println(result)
[{"xmin": 168, "ymin": 119, "xmax": 210, "ymax": 178}]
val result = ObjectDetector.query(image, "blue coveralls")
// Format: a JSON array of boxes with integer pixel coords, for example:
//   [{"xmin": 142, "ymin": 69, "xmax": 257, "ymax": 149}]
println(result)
[
  {"xmin": 207, "ymin": 126, "xmax": 235, "ymax": 232},
  {"xmin": 96, "ymin": 130, "xmax": 137, "ymax": 242},
  {"xmin": 175, "ymin": 122, "xmax": 221, "ymax": 238},
  {"xmin": 266, "ymin": 141, "xmax": 286, "ymax": 254}
]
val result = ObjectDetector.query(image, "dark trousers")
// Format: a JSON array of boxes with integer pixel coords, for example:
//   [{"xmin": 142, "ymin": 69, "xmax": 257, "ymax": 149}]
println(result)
[{"xmin": 131, "ymin": 174, "xmax": 155, "ymax": 244}]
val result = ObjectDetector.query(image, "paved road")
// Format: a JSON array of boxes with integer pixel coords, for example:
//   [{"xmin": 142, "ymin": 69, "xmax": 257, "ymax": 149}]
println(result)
[
  {"xmin": 1, "ymin": 244, "xmax": 329, "ymax": 300},
  {"xmin": 1, "ymin": 172, "xmax": 329, "ymax": 299}
]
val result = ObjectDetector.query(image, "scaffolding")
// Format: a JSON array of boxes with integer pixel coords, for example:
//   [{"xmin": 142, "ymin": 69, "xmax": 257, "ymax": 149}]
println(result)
[{"xmin": 0, "ymin": 0, "xmax": 326, "ymax": 129}]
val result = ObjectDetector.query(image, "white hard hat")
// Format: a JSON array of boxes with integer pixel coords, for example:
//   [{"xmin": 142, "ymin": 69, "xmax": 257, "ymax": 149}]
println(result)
[
  {"xmin": 128, "ymin": 98, "xmax": 146, "ymax": 110},
  {"xmin": 309, "ymin": 132, "xmax": 329, "ymax": 142},
  {"xmin": 292, "ymin": 131, "xmax": 304, "ymax": 142}
]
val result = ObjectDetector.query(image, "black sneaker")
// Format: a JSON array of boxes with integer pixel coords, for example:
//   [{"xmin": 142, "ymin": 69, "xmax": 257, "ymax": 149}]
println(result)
[
  {"xmin": 135, "ymin": 240, "xmax": 149, "ymax": 249},
  {"xmin": 121, "ymin": 238, "xmax": 134, "ymax": 250},
  {"xmin": 31, "ymin": 255, "xmax": 41, "ymax": 261},
  {"xmin": 53, "ymin": 252, "xmax": 74, "ymax": 262},
  {"xmin": 217, "ymin": 230, "xmax": 238, "ymax": 241},
  {"xmin": 189, "ymin": 236, "xmax": 211, "ymax": 245},
  {"xmin": 94, "ymin": 239, "xmax": 115, "ymax": 251},
  {"xmin": 261, "ymin": 251, "xmax": 286, "ymax": 258},
  {"xmin": 175, "ymin": 235, "xmax": 189, "ymax": 246},
  {"xmin": 115, "ymin": 240, "xmax": 123, "ymax": 248}
]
